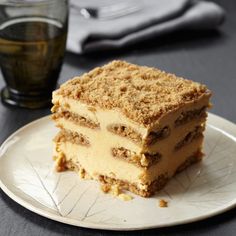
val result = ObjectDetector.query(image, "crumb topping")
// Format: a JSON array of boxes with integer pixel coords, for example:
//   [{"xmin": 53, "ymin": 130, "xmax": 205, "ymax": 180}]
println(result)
[{"xmin": 55, "ymin": 60, "xmax": 210, "ymax": 126}]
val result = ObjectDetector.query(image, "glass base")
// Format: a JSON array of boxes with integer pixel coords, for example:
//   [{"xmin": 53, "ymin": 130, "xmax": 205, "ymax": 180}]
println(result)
[{"xmin": 1, "ymin": 87, "xmax": 52, "ymax": 109}]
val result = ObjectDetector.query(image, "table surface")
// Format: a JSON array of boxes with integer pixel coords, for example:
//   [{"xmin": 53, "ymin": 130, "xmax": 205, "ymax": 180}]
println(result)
[{"xmin": 1, "ymin": 0, "xmax": 236, "ymax": 235}]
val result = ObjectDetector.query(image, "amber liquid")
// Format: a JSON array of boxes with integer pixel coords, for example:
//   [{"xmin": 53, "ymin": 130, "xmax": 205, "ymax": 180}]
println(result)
[{"xmin": 0, "ymin": 17, "xmax": 67, "ymax": 107}]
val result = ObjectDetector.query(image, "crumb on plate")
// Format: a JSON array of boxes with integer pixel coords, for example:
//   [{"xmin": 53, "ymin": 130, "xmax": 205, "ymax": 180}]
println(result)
[{"xmin": 159, "ymin": 199, "xmax": 168, "ymax": 207}]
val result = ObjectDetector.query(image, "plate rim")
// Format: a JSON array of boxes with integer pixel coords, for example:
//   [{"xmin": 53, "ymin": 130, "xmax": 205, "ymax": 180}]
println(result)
[{"xmin": 0, "ymin": 113, "xmax": 236, "ymax": 231}]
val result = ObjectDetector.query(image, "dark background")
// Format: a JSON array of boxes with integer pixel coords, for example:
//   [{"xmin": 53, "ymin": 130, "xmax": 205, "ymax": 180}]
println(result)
[{"xmin": 0, "ymin": 0, "xmax": 236, "ymax": 235}]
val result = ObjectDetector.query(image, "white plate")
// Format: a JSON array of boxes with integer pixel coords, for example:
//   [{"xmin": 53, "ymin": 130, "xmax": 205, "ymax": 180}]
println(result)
[{"xmin": 0, "ymin": 113, "xmax": 236, "ymax": 231}]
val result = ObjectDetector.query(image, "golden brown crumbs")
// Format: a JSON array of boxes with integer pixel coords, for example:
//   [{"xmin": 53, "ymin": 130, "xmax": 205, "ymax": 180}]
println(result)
[
  {"xmin": 54, "ymin": 60, "xmax": 211, "ymax": 126},
  {"xmin": 159, "ymin": 199, "xmax": 168, "ymax": 208},
  {"xmin": 118, "ymin": 193, "xmax": 133, "ymax": 201},
  {"xmin": 101, "ymin": 183, "xmax": 133, "ymax": 201},
  {"xmin": 65, "ymin": 160, "xmax": 92, "ymax": 180},
  {"xmin": 111, "ymin": 184, "xmax": 121, "ymax": 196},
  {"xmin": 55, "ymin": 152, "xmax": 67, "ymax": 172},
  {"xmin": 56, "ymin": 124, "xmax": 63, "ymax": 129},
  {"xmin": 64, "ymin": 103, "xmax": 70, "ymax": 109},
  {"xmin": 55, "ymin": 143, "xmax": 60, "ymax": 153},
  {"xmin": 78, "ymin": 168, "xmax": 86, "ymax": 179},
  {"xmin": 100, "ymin": 182, "xmax": 121, "ymax": 196},
  {"xmin": 101, "ymin": 184, "xmax": 111, "ymax": 193}
]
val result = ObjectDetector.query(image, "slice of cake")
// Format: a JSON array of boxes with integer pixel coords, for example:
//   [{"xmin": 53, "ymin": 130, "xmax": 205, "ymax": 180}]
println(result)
[{"xmin": 51, "ymin": 60, "xmax": 211, "ymax": 197}]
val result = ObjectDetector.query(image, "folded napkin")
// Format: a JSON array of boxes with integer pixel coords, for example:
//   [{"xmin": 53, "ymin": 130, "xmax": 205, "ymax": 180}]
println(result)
[{"xmin": 67, "ymin": 0, "xmax": 225, "ymax": 54}]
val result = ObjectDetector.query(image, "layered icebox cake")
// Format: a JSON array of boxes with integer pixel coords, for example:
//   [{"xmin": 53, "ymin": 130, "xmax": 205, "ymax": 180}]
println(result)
[{"xmin": 51, "ymin": 60, "xmax": 211, "ymax": 197}]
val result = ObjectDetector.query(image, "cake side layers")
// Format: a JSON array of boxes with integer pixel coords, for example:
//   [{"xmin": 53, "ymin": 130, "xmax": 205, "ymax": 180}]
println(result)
[{"xmin": 53, "ymin": 134, "xmax": 203, "ymax": 189}]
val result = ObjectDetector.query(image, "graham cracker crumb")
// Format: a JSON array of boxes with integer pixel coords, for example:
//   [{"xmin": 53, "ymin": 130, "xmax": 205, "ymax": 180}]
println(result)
[
  {"xmin": 101, "ymin": 183, "xmax": 133, "ymax": 201},
  {"xmin": 55, "ymin": 152, "xmax": 67, "ymax": 172},
  {"xmin": 100, "ymin": 183, "xmax": 121, "ymax": 196},
  {"xmin": 118, "ymin": 193, "xmax": 133, "ymax": 201},
  {"xmin": 159, "ymin": 199, "xmax": 168, "ymax": 208},
  {"xmin": 65, "ymin": 160, "xmax": 92, "ymax": 180},
  {"xmin": 101, "ymin": 184, "xmax": 111, "ymax": 193},
  {"xmin": 55, "ymin": 60, "xmax": 211, "ymax": 126},
  {"xmin": 111, "ymin": 184, "xmax": 121, "ymax": 196},
  {"xmin": 55, "ymin": 144, "xmax": 61, "ymax": 153},
  {"xmin": 79, "ymin": 168, "xmax": 86, "ymax": 179}
]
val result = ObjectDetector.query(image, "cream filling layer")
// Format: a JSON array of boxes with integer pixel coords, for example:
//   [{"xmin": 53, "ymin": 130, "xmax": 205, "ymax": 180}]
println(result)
[
  {"xmin": 54, "ymin": 117, "xmax": 204, "ymax": 156},
  {"xmin": 145, "ymin": 117, "xmax": 206, "ymax": 154},
  {"xmin": 54, "ymin": 141, "xmax": 145, "ymax": 188},
  {"xmin": 54, "ymin": 137, "xmax": 203, "ymax": 190},
  {"xmin": 146, "ymin": 137, "xmax": 203, "ymax": 181},
  {"xmin": 55, "ymin": 118, "xmax": 142, "ymax": 154}
]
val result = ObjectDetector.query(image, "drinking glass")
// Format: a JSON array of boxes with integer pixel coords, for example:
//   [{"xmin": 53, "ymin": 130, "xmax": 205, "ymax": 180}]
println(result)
[{"xmin": 0, "ymin": 0, "xmax": 68, "ymax": 108}]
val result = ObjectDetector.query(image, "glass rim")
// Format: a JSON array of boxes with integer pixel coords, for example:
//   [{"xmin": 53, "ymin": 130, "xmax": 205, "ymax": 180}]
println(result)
[{"xmin": 0, "ymin": 0, "xmax": 68, "ymax": 7}]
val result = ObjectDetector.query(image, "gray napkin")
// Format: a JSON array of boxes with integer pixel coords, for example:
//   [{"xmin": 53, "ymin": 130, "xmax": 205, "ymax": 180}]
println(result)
[{"xmin": 67, "ymin": 0, "xmax": 225, "ymax": 54}]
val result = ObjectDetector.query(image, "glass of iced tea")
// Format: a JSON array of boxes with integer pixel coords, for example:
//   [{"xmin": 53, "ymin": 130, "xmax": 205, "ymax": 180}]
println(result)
[{"xmin": 0, "ymin": 0, "xmax": 68, "ymax": 108}]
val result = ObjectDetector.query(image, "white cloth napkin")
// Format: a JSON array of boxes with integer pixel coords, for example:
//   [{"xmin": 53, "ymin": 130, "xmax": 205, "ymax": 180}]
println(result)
[{"xmin": 67, "ymin": 0, "xmax": 225, "ymax": 54}]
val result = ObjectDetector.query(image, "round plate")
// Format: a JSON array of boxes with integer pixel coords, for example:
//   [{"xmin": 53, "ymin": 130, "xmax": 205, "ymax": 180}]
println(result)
[{"xmin": 0, "ymin": 113, "xmax": 236, "ymax": 231}]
